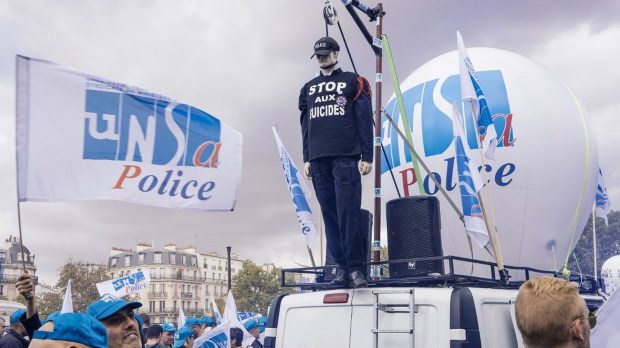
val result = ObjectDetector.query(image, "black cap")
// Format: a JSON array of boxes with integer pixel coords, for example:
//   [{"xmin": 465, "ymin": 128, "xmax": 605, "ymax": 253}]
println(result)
[{"xmin": 311, "ymin": 37, "xmax": 340, "ymax": 58}]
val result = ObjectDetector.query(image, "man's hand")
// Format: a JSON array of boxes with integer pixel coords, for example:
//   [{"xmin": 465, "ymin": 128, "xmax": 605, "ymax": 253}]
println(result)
[
  {"xmin": 360, "ymin": 161, "xmax": 372, "ymax": 175},
  {"xmin": 16, "ymin": 270, "xmax": 35, "ymax": 300},
  {"xmin": 304, "ymin": 162, "xmax": 312, "ymax": 180}
]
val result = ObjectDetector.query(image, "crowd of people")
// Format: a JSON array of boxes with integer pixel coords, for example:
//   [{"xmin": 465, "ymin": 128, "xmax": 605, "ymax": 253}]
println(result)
[{"xmin": 0, "ymin": 270, "xmax": 267, "ymax": 348}]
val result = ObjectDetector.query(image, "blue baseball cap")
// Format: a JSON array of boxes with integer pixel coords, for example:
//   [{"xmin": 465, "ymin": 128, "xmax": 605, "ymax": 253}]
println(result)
[
  {"xmin": 162, "ymin": 322, "xmax": 176, "ymax": 332},
  {"xmin": 258, "ymin": 316, "xmax": 267, "ymax": 333},
  {"xmin": 10, "ymin": 309, "xmax": 26, "ymax": 324},
  {"xmin": 32, "ymin": 313, "xmax": 108, "ymax": 348},
  {"xmin": 199, "ymin": 316, "xmax": 213, "ymax": 326},
  {"xmin": 86, "ymin": 294, "xmax": 142, "ymax": 320},
  {"xmin": 243, "ymin": 319, "xmax": 258, "ymax": 332},
  {"xmin": 173, "ymin": 327, "xmax": 193, "ymax": 348},
  {"xmin": 184, "ymin": 317, "xmax": 200, "ymax": 327}
]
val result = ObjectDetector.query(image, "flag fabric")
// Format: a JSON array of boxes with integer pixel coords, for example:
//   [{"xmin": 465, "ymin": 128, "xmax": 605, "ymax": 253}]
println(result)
[
  {"xmin": 15, "ymin": 55, "xmax": 242, "ymax": 212},
  {"xmin": 210, "ymin": 295, "xmax": 222, "ymax": 326},
  {"xmin": 223, "ymin": 290, "xmax": 253, "ymax": 346},
  {"xmin": 457, "ymin": 31, "xmax": 498, "ymax": 160},
  {"xmin": 452, "ymin": 105, "xmax": 490, "ymax": 248},
  {"xmin": 591, "ymin": 291, "xmax": 620, "ymax": 347},
  {"xmin": 596, "ymin": 167, "xmax": 611, "ymax": 225},
  {"xmin": 96, "ymin": 271, "xmax": 151, "ymax": 298},
  {"xmin": 194, "ymin": 320, "xmax": 231, "ymax": 348},
  {"xmin": 272, "ymin": 125, "xmax": 318, "ymax": 247},
  {"xmin": 61, "ymin": 279, "xmax": 73, "ymax": 313},
  {"xmin": 178, "ymin": 307, "xmax": 186, "ymax": 328}
]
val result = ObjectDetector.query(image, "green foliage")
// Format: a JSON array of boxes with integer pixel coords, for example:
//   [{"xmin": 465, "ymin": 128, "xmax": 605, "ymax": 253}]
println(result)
[
  {"xmin": 567, "ymin": 210, "xmax": 620, "ymax": 277},
  {"xmin": 230, "ymin": 260, "xmax": 294, "ymax": 315},
  {"xmin": 36, "ymin": 258, "xmax": 110, "ymax": 315}
]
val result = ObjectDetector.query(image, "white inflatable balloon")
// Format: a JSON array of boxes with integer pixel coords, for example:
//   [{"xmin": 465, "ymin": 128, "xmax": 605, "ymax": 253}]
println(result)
[
  {"xmin": 601, "ymin": 255, "xmax": 620, "ymax": 295},
  {"xmin": 381, "ymin": 48, "xmax": 598, "ymax": 278}
]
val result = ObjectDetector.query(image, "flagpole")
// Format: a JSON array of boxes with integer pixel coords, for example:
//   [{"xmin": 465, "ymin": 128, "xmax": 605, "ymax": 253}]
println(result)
[
  {"xmin": 592, "ymin": 207, "xmax": 598, "ymax": 281},
  {"xmin": 306, "ymin": 246, "xmax": 316, "ymax": 268},
  {"xmin": 14, "ymin": 56, "xmax": 27, "ymax": 272},
  {"xmin": 466, "ymin": 102, "xmax": 507, "ymax": 281},
  {"xmin": 383, "ymin": 109, "xmax": 464, "ymax": 221}
]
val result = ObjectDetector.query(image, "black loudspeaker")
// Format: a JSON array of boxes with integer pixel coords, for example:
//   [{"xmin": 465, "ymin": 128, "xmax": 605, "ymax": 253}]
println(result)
[
  {"xmin": 386, "ymin": 196, "xmax": 443, "ymax": 278},
  {"xmin": 324, "ymin": 209, "xmax": 373, "ymax": 280}
]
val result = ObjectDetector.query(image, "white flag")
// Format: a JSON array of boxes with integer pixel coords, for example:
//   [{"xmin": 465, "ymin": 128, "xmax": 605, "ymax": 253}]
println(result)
[
  {"xmin": 210, "ymin": 295, "xmax": 222, "ymax": 326},
  {"xmin": 194, "ymin": 320, "xmax": 231, "ymax": 348},
  {"xmin": 178, "ymin": 307, "xmax": 186, "ymax": 328},
  {"xmin": 452, "ymin": 105, "xmax": 489, "ymax": 248},
  {"xmin": 16, "ymin": 55, "xmax": 242, "ymax": 212},
  {"xmin": 61, "ymin": 280, "xmax": 73, "ymax": 313},
  {"xmin": 457, "ymin": 31, "xmax": 499, "ymax": 160},
  {"xmin": 272, "ymin": 125, "xmax": 318, "ymax": 247},
  {"xmin": 96, "ymin": 271, "xmax": 151, "ymax": 298},
  {"xmin": 223, "ymin": 290, "xmax": 253, "ymax": 346}
]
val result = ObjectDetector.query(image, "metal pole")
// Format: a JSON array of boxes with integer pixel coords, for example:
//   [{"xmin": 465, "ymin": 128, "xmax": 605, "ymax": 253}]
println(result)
[
  {"xmin": 592, "ymin": 208, "xmax": 598, "ymax": 281},
  {"xmin": 372, "ymin": 4, "xmax": 384, "ymax": 276},
  {"xmin": 226, "ymin": 246, "xmax": 232, "ymax": 292}
]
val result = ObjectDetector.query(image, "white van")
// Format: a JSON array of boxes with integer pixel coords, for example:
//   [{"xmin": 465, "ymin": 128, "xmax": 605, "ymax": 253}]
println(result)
[{"xmin": 264, "ymin": 261, "xmax": 604, "ymax": 348}]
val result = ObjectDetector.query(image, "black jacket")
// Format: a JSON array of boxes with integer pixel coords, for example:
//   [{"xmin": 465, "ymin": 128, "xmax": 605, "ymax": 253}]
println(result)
[
  {"xmin": 299, "ymin": 68, "xmax": 373, "ymax": 163},
  {"xmin": 0, "ymin": 329, "xmax": 29, "ymax": 348}
]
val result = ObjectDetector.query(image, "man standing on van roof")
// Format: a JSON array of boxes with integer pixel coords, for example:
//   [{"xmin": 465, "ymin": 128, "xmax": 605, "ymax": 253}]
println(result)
[
  {"xmin": 515, "ymin": 277, "xmax": 593, "ymax": 348},
  {"xmin": 299, "ymin": 36, "xmax": 373, "ymax": 288}
]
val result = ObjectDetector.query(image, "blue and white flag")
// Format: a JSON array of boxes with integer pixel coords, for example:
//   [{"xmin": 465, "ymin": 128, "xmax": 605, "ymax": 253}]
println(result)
[
  {"xmin": 194, "ymin": 320, "xmax": 231, "ymax": 348},
  {"xmin": 596, "ymin": 167, "xmax": 611, "ymax": 225},
  {"xmin": 457, "ymin": 31, "xmax": 498, "ymax": 160},
  {"xmin": 96, "ymin": 271, "xmax": 151, "ymax": 298},
  {"xmin": 272, "ymin": 125, "xmax": 318, "ymax": 247},
  {"xmin": 452, "ymin": 105, "xmax": 490, "ymax": 248},
  {"xmin": 210, "ymin": 295, "xmax": 222, "ymax": 326},
  {"xmin": 16, "ymin": 55, "xmax": 242, "ymax": 212}
]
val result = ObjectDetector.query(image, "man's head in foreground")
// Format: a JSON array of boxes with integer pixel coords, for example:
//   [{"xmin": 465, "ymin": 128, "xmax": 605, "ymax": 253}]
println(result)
[
  {"xmin": 29, "ymin": 312, "xmax": 107, "ymax": 348},
  {"xmin": 86, "ymin": 294, "xmax": 143, "ymax": 348},
  {"xmin": 515, "ymin": 277, "xmax": 594, "ymax": 348}
]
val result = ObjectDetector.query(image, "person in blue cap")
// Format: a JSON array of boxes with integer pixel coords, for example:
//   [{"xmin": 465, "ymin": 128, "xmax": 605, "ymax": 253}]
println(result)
[
  {"xmin": 243, "ymin": 319, "xmax": 263, "ymax": 348},
  {"xmin": 172, "ymin": 327, "xmax": 194, "ymax": 348},
  {"xmin": 199, "ymin": 316, "xmax": 213, "ymax": 333},
  {"xmin": 257, "ymin": 316, "xmax": 267, "ymax": 335},
  {"xmin": 86, "ymin": 294, "xmax": 143, "ymax": 348},
  {"xmin": 29, "ymin": 312, "xmax": 108, "ymax": 348},
  {"xmin": 183, "ymin": 317, "xmax": 201, "ymax": 339},
  {"xmin": 0, "ymin": 309, "xmax": 29, "ymax": 348},
  {"xmin": 159, "ymin": 323, "xmax": 176, "ymax": 348}
]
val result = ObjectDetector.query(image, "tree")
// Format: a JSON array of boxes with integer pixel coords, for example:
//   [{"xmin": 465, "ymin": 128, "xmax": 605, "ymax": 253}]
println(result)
[
  {"xmin": 230, "ymin": 260, "xmax": 294, "ymax": 315},
  {"xmin": 567, "ymin": 210, "xmax": 620, "ymax": 277},
  {"xmin": 36, "ymin": 258, "xmax": 110, "ymax": 315}
]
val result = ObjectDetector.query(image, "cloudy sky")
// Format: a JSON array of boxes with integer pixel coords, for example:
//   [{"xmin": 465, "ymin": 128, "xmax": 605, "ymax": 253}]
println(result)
[{"xmin": 1, "ymin": 1, "xmax": 619, "ymax": 285}]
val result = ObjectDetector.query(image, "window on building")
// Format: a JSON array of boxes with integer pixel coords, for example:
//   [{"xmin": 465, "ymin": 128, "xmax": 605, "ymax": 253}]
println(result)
[
  {"xmin": 212, "ymin": 272, "xmax": 215, "ymax": 280},
  {"xmin": 211, "ymin": 265, "xmax": 216, "ymax": 270},
  {"xmin": 111, "ymin": 258, "xmax": 117, "ymax": 267},
  {"xmin": 190, "ymin": 256, "xmax": 197, "ymax": 266},
  {"xmin": 195, "ymin": 302, "xmax": 198, "ymax": 311},
  {"xmin": 149, "ymin": 301, "xmax": 155, "ymax": 313},
  {"xmin": 173, "ymin": 300, "xmax": 177, "ymax": 310},
  {"xmin": 159, "ymin": 301, "xmax": 165, "ymax": 312},
  {"xmin": 150, "ymin": 268, "xmax": 156, "ymax": 278},
  {"xmin": 0, "ymin": 285, "xmax": 4, "ymax": 296},
  {"xmin": 181, "ymin": 255, "xmax": 186, "ymax": 265},
  {"xmin": 170, "ymin": 253, "xmax": 176, "ymax": 264},
  {"xmin": 193, "ymin": 271, "xmax": 197, "ymax": 280},
  {"xmin": 124, "ymin": 255, "xmax": 131, "ymax": 267},
  {"xmin": 160, "ymin": 268, "xmax": 165, "ymax": 278},
  {"xmin": 154, "ymin": 252, "xmax": 162, "ymax": 264},
  {"xmin": 0, "ymin": 251, "xmax": 6, "ymax": 264},
  {"xmin": 138, "ymin": 253, "xmax": 145, "ymax": 265},
  {"xmin": 150, "ymin": 284, "xmax": 156, "ymax": 293},
  {"xmin": 160, "ymin": 284, "xmax": 165, "ymax": 294}
]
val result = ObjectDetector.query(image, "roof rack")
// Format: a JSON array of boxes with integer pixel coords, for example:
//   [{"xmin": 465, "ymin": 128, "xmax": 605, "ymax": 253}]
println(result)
[{"xmin": 280, "ymin": 255, "xmax": 600, "ymax": 294}]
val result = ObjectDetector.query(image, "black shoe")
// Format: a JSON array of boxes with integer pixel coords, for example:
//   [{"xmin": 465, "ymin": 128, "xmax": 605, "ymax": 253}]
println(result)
[
  {"xmin": 329, "ymin": 269, "xmax": 351, "ymax": 287},
  {"xmin": 350, "ymin": 271, "xmax": 368, "ymax": 288}
]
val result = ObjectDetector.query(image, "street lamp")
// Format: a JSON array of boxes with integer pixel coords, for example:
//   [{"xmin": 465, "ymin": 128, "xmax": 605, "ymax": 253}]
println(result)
[{"xmin": 226, "ymin": 246, "xmax": 232, "ymax": 292}]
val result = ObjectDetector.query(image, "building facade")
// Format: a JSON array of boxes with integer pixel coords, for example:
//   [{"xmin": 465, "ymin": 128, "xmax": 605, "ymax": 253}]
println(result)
[
  {"xmin": 106, "ymin": 242, "xmax": 242, "ymax": 324},
  {"xmin": 0, "ymin": 236, "xmax": 37, "ymax": 301}
]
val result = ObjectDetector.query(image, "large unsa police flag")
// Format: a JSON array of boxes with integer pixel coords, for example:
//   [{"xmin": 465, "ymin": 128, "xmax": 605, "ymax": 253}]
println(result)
[{"xmin": 16, "ymin": 55, "xmax": 242, "ymax": 211}]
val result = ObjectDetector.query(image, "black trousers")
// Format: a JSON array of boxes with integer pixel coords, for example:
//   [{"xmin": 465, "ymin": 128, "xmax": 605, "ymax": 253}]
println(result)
[{"xmin": 310, "ymin": 156, "xmax": 365, "ymax": 271}]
